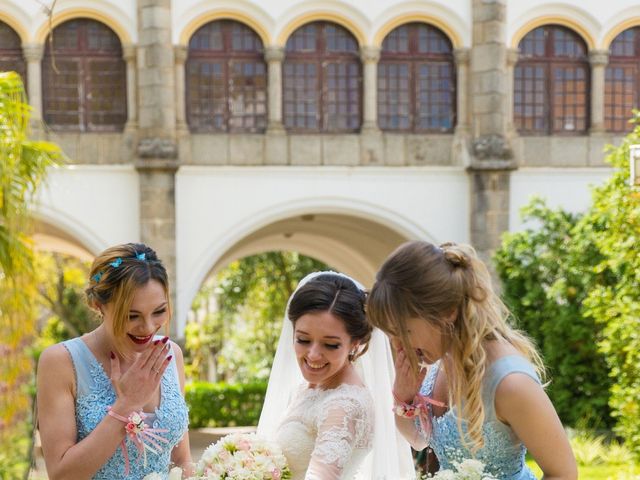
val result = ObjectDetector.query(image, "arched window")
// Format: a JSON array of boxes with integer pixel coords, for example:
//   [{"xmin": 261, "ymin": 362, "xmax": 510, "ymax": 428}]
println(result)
[
  {"xmin": 605, "ymin": 27, "xmax": 640, "ymax": 132},
  {"xmin": 186, "ymin": 20, "xmax": 267, "ymax": 133},
  {"xmin": 514, "ymin": 25, "xmax": 589, "ymax": 135},
  {"xmin": 42, "ymin": 19, "xmax": 126, "ymax": 132},
  {"xmin": 0, "ymin": 22, "xmax": 25, "ymax": 80},
  {"xmin": 378, "ymin": 23, "xmax": 455, "ymax": 132},
  {"xmin": 283, "ymin": 22, "xmax": 362, "ymax": 132}
]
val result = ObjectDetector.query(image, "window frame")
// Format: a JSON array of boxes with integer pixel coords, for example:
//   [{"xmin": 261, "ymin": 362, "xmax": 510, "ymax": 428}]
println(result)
[
  {"xmin": 377, "ymin": 22, "xmax": 456, "ymax": 133},
  {"xmin": 514, "ymin": 25, "xmax": 590, "ymax": 136},
  {"xmin": 283, "ymin": 22, "xmax": 363, "ymax": 134},
  {"xmin": 186, "ymin": 20, "xmax": 268, "ymax": 134},
  {"xmin": 42, "ymin": 19, "xmax": 127, "ymax": 133}
]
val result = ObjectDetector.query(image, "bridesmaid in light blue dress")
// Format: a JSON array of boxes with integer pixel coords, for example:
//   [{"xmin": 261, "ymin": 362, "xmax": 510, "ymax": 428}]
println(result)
[
  {"xmin": 368, "ymin": 241, "xmax": 577, "ymax": 479},
  {"xmin": 37, "ymin": 243, "xmax": 191, "ymax": 479}
]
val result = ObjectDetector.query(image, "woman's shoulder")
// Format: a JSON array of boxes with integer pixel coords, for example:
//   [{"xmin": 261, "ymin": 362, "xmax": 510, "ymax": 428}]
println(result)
[{"xmin": 38, "ymin": 341, "xmax": 74, "ymax": 369}]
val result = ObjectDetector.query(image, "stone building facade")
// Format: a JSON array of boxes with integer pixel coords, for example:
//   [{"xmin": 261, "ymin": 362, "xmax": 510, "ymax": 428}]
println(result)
[{"xmin": 1, "ymin": 0, "xmax": 636, "ymax": 333}]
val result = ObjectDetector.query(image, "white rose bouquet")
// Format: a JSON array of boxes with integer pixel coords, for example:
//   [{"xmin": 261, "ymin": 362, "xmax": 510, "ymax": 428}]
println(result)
[
  {"xmin": 193, "ymin": 432, "xmax": 291, "ymax": 480},
  {"xmin": 426, "ymin": 459, "xmax": 498, "ymax": 480}
]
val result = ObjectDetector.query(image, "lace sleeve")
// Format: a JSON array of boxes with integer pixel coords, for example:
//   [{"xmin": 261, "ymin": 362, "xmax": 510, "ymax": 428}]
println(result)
[{"xmin": 305, "ymin": 393, "xmax": 371, "ymax": 480}]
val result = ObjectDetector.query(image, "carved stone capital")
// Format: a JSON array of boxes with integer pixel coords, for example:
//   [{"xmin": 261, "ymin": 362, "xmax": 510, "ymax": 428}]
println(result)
[
  {"xmin": 471, "ymin": 134, "xmax": 513, "ymax": 161},
  {"xmin": 589, "ymin": 50, "xmax": 609, "ymax": 67},
  {"xmin": 264, "ymin": 46, "xmax": 285, "ymax": 63},
  {"xmin": 454, "ymin": 47, "xmax": 470, "ymax": 65},
  {"xmin": 137, "ymin": 137, "xmax": 178, "ymax": 160},
  {"xmin": 174, "ymin": 45, "xmax": 188, "ymax": 64},
  {"xmin": 506, "ymin": 48, "xmax": 520, "ymax": 66},
  {"xmin": 122, "ymin": 44, "xmax": 137, "ymax": 62},
  {"xmin": 360, "ymin": 46, "xmax": 381, "ymax": 63},
  {"xmin": 22, "ymin": 43, "xmax": 44, "ymax": 62}
]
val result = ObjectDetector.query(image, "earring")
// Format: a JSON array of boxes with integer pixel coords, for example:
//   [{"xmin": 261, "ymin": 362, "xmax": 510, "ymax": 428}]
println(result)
[{"xmin": 349, "ymin": 349, "xmax": 357, "ymax": 362}]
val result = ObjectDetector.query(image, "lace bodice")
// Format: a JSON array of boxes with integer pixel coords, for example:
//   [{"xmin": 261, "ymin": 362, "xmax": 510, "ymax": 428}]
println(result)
[
  {"xmin": 418, "ymin": 355, "xmax": 539, "ymax": 480},
  {"xmin": 62, "ymin": 337, "xmax": 189, "ymax": 480},
  {"xmin": 275, "ymin": 383, "xmax": 374, "ymax": 480}
]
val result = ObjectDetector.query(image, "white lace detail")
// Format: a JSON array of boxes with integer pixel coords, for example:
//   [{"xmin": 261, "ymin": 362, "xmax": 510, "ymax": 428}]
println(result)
[{"xmin": 275, "ymin": 383, "xmax": 374, "ymax": 480}]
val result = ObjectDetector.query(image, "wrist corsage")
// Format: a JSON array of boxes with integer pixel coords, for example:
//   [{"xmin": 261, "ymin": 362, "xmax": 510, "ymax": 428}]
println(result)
[
  {"xmin": 392, "ymin": 391, "xmax": 446, "ymax": 438},
  {"xmin": 107, "ymin": 407, "xmax": 169, "ymax": 475}
]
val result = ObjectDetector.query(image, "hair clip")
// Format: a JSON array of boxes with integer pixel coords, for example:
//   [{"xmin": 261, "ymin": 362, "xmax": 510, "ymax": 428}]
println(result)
[
  {"xmin": 92, "ymin": 272, "xmax": 103, "ymax": 283},
  {"xmin": 136, "ymin": 252, "xmax": 146, "ymax": 261},
  {"xmin": 109, "ymin": 257, "xmax": 123, "ymax": 268}
]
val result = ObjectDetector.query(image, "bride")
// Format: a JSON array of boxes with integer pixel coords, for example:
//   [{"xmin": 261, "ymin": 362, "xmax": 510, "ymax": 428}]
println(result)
[{"xmin": 258, "ymin": 272, "xmax": 414, "ymax": 479}]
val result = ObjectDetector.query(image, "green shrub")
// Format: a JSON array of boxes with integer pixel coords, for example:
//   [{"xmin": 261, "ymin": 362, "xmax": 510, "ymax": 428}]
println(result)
[
  {"xmin": 495, "ymin": 200, "xmax": 612, "ymax": 428},
  {"xmin": 186, "ymin": 381, "xmax": 267, "ymax": 428},
  {"xmin": 496, "ymin": 115, "xmax": 640, "ymax": 459}
]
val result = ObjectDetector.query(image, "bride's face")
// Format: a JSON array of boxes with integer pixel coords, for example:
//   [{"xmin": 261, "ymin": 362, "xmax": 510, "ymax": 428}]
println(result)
[{"xmin": 293, "ymin": 310, "xmax": 356, "ymax": 388}]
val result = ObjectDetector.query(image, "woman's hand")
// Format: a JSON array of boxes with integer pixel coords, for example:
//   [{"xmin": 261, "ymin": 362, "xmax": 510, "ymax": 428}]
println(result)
[
  {"xmin": 110, "ymin": 337, "xmax": 172, "ymax": 412},
  {"xmin": 393, "ymin": 344, "xmax": 427, "ymax": 403}
]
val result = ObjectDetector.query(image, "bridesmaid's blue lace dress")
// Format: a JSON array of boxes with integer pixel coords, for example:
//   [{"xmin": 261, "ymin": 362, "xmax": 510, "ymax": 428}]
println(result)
[
  {"xmin": 419, "ymin": 355, "xmax": 539, "ymax": 479},
  {"xmin": 63, "ymin": 337, "xmax": 189, "ymax": 479}
]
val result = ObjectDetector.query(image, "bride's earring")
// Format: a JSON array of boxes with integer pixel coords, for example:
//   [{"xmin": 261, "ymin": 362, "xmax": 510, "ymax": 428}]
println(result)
[{"xmin": 348, "ymin": 348, "xmax": 357, "ymax": 362}]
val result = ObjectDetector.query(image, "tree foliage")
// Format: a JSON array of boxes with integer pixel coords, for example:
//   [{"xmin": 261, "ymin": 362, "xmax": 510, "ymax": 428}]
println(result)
[
  {"xmin": 186, "ymin": 251, "xmax": 328, "ymax": 383},
  {"xmin": 495, "ymin": 199, "xmax": 612, "ymax": 428},
  {"xmin": 0, "ymin": 71, "xmax": 62, "ymax": 479},
  {"xmin": 496, "ymin": 114, "xmax": 640, "ymax": 457}
]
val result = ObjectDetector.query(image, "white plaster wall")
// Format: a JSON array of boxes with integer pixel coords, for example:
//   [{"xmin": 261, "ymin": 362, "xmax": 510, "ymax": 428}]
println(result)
[
  {"xmin": 172, "ymin": 0, "xmax": 471, "ymax": 46},
  {"xmin": 35, "ymin": 165, "xmax": 140, "ymax": 255},
  {"xmin": 2, "ymin": 0, "xmax": 136, "ymax": 43},
  {"xmin": 175, "ymin": 166, "xmax": 470, "ymax": 330},
  {"xmin": 509, "ymin": 168, "xmax": 613, "ymax": 231}
]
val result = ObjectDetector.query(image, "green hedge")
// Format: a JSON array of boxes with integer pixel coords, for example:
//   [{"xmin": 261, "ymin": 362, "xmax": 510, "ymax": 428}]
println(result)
[{"xmin": 186, "ymin": 381, "xmax": 267, "ymax": 428}]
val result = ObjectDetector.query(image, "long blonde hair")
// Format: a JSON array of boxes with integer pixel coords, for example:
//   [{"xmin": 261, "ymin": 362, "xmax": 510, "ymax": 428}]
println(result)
[{"xmin": 368, "ymin": 240, "xmax": 544, "ymax": 451}]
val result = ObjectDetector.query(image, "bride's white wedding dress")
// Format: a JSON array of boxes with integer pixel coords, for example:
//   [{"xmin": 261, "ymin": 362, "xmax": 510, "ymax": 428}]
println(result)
[
  {"xmin": 258, "ymin": 272, "xmax": 415, "ymax": 480},
  {"xmin": 275, "ymin": 383, "xmax": 374, "ymax": 480}
]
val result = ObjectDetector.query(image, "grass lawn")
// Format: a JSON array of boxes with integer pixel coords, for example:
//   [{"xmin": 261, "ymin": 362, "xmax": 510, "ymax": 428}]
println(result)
[{"xmin": 526, "ymin": 459, "xmax": 640, "ymax": 479}]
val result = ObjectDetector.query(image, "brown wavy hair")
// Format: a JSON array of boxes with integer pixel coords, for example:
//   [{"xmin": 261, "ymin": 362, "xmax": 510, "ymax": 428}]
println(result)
[{"xmin": 368, "ymin": 240, "xmax": 544, "ymax": 451}]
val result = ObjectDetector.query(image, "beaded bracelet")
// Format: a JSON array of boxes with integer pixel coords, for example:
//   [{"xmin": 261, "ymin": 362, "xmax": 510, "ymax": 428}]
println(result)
[{"xmin": 107, "ymin": 406, "xmax": 169, "ymax": 475}]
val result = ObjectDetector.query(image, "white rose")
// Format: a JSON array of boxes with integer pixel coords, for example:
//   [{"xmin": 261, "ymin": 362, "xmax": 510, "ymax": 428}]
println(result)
[{"xmin": 142, "ymin": 473, "xmax": 163, "ymax": 480}]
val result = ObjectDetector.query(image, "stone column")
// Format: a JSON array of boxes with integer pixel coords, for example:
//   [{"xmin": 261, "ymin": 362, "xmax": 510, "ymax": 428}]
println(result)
[
  {"xmin": 123, "ymin": 44, "xmax": 138, "ymax": 132},
  {"xmin": 265, "ymin": 46, "xmax": 285, "ymax": 133},
  {"xmin": 136, "ymin": 0, "xmax": 179, "ymax": 335},
  {"xmin": 454, "ymin": 48, "xmax": 470, "ymax": 134},
  {"xmin": 589, "ymin": 50, "xmax": 609, "ymax": 134},
  {"xmin": 22, "ymin": 43, "xmax": 44, "ymax": 124},
  {"xmin": 505, "ymin": 48, "xmax": 520, "ymax": 136},
  {"xmin": 360, "ymin": 46, "xmax": 381, "ymax": 133},
  {"xmin": 174, "ymin": 45, "xmax": 188, "ymax": 134},
  {"xmin": 469, "ymin": 0, "xmax": 514, "ymax": 263}
]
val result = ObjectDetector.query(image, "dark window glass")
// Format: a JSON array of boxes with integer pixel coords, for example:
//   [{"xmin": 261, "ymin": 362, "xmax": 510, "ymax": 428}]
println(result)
[
  {"xmin": 515, "ymin": 25, "xmax": 589, "ymax": 135},
  {"xmin": 283, "ymin": 22, "xmax": 361, "ymax": 132},
  {"xmin": 605, "ymin": 27, "xmax": 640, "ymax": 132},
  {"xmin": 378, "ymin": 23, "xmax": 455, "ymax": 133},
  {"xmin": 42, "ymin": 19, "xmax": 126, "ymax": 132},
  {"xmin": 187, "ymin": 20, "xmax": 266, "ymax": 133},
  {"xmin": 0, "ymin": 22, "xmax": 26, "ymax": 83}
]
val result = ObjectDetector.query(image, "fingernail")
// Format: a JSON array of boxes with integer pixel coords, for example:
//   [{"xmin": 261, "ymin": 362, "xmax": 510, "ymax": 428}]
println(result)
[
  {"xmin": 153, "ymin": 339, "xmax": 159, "ymax": 345},
  {"xmin": 167, "ymin": 355, "xmax": 173, "ymax": 361},
  {"xmin": 110, "ymin": 351, "xmax": 115, "ymax": 359},
  {"xmin": 162, "ymin": 336, "xmax": 169, "ymax": 344}
]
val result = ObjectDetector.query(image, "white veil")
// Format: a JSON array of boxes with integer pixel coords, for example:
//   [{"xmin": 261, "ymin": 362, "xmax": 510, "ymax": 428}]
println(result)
[{"xmin": 257, "ymin": 271, "xmax": 415, "ymax": 479}]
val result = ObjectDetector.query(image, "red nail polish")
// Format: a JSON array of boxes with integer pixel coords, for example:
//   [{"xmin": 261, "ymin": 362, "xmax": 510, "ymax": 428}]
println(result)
[
  {"xmin": 153, "ymin": 339, "xmax": 159, "ymax": 345},
  {"xmin": 162, "ymin": 336, "xmax": 169, "ymax": 344},
  {"xmin": 167, "ymin": 355, "xmax": 173, "ymax": 361},
  {"xmin": 110, "ymin": 351, "xmax": 115, "ymax": 359}
]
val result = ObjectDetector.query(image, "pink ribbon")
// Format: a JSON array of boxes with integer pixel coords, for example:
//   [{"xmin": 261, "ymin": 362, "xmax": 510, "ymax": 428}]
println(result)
[
  {"xmin": 393, "ymin": 391, "xmax": 446, "ymax": 438},
  {"xmin": 107, "ymin": 407, "xmax": 170, "ymax": 475}
]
